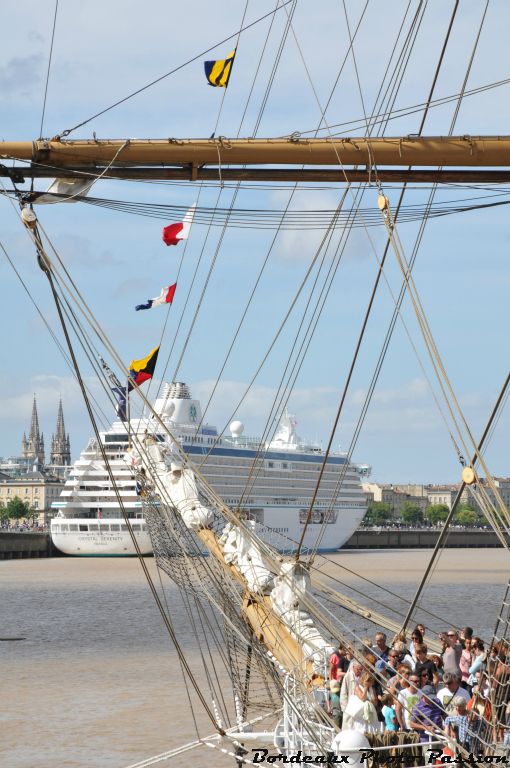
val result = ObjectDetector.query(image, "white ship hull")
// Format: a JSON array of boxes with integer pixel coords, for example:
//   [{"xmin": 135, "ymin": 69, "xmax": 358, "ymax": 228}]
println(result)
[
  {"xmin": 51, "ymin": 519, "xmax": 152, "ymax": 556},
  {"xmin": 51, "ymin": 503, "xmax": 365, "ymax": 556},
  {"xmin": 51, "ymin": 382, "xmax": 369, "ymax": 556}
]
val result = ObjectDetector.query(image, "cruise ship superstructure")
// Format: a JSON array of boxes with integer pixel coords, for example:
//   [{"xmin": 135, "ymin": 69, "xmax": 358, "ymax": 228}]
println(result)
[{"xmin": 50, "ymin": 382, "xmax": 370, "ymax": 555}]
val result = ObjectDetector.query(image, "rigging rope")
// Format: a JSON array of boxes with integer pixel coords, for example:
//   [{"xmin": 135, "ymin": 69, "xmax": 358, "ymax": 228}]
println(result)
[
  {"xmin": 60, "ymin": 1, "xmax": 295, "ymax": 137},
  {"xmin": 38, "ymin": 0, "xmax": 59, "ymax": 140},
  {"xmin": 24, "ymin": 189, "xmax": 510, "ymax": 228},
  {"xmin": 298, "ymin": 75, "xmax": 510, "ymax": 137},
  {"xmin": 288, "ymin": 0, "xmax": 454, "ymax": 558},
  {"xmin": 400, "ymin": 367, "xmax": 510, "ymax": 631},
  {"xmin": 381, "ymin": 198, "xmax": 510, "ymax": 538},
  {"xmin": 311, "ymin": 0, "xmax": 492, "ymax": 558},
  {"xmin": 37, "ymin": 251, "xmax": 226, "ymax": 734},
  {"xmin": 16, "ymin": 213, "xmax": 264, "ymax": 736}
]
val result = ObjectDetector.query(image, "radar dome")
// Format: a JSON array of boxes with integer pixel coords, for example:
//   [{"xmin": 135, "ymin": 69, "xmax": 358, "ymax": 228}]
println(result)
[{"xmin": 229, "ymin": 420, "xmax": 244, "ymax": 438}]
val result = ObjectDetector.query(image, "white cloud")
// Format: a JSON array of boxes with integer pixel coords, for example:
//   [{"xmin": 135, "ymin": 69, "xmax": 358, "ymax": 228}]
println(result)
[
  {"xmin": 50, "ymin": 232, "xmax": 122, "ymax": 269},
  {"xmin": 189, "ymin": 376, "xmax": 439, "ymax": 444},
  {"xmin": 350, "ymin": 377, "xmax": 429, "ymax": 407},
  {"xmin": 0, "ymin": 54, "xmax": 43, "ymax": 96}
]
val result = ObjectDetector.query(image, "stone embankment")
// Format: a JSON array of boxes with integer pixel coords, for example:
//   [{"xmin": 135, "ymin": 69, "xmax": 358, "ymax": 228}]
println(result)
[
  {"xmin": 344, "ymin": 528, "xmax": 504, "ymax": 549},
  {"xmin": 0, "ymin": 531, "xmax": 58, "ymax": 559},
  {"xmin": 0, "ymin": 528, "xmax": 505, "ymax": 559}
]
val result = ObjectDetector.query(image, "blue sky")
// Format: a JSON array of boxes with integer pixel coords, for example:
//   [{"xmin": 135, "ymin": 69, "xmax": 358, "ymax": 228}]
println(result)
[{"xmin": 1, "ymin": 0, "xmax": 509, "ymax": 483}]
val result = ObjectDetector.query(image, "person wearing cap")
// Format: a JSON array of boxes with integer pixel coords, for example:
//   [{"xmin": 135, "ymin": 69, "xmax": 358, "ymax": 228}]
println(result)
[
  {"xmin": 409, "ymin": 685, "xmax": 444, "ymax": 742},
  {"xmin": 444, "ymin": 696, "xmax": 473, "ymax": 749},
  {"xmin": 328, "ymin": 679, "xmax": 342, "ymax": 728}
]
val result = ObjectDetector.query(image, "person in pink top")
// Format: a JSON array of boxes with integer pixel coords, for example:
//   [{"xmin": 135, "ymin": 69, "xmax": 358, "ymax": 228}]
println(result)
[{"xmin": 459, "ymin": 637, "xmax": 473, "ymax": 690}]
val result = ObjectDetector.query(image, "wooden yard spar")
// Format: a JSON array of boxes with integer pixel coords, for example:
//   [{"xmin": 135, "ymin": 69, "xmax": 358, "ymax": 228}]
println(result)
[{"xmin": 2, "ymin": 135, "xmax": 510, "ymax": 183}]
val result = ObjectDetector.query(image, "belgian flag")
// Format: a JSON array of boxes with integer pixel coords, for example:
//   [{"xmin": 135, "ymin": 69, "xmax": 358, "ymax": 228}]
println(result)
[
  {"xmin": 204, "ymin": 49, "xmax": 236, "ymax": 87},
  {"xmin": 129, "ymin": 345, "xmax": 160, "ymax": 386}
]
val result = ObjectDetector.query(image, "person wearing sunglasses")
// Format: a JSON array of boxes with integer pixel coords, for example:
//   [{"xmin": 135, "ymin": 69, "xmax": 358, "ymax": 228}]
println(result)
[
  {"xmin": 436, "ymin": 671, "xmax": 470, "ymax": 715},
  {"xmin": 396, "ymin": 674, "xmax": 421, "ymax": 731},
  {"xmin": 442, "ymin": 629, "xmax": 462, "ymax": 678},
  {"xmin": 409, "ymin": 628, "xmax": 423, "ymax": 657},
  {"xmin": 414, "ymin": 643, "xmax": 437, "ymax": 684},
  {"xmin": 376, "ymin": 650, "xmax": 399, "ymax": 680},
  {"xmin": 467, "ymin": 638, "xmax": 486, "ymax": 689}
]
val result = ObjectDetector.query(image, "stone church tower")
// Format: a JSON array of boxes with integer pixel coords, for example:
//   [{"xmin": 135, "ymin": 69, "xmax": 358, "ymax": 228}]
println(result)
[
  {"xmin": 21, "ymin": 395, "xmax": 45, "ymax": 466},
  {"xmin": 50, "ymin": 399, "xmax": 71, "ymax": 466}
]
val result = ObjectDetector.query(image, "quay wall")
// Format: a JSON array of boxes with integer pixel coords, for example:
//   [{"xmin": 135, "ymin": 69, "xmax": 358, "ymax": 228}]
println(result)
[
  {"xmin": 0, "ymin": 531, "xmax": 58, "ymax": 559},
  {"xmin": 0, "ymin": 528, "xmax": 505, "ymax": 559},
  {"xmin": 344, "ymin": 528, "xmax": 504, "ymax": 549}
]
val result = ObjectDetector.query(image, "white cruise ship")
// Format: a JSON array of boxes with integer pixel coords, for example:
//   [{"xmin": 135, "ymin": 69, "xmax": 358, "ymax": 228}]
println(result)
[{"xmin": 50, "ymin": 382, "xmax": 370, "ymax": 556}]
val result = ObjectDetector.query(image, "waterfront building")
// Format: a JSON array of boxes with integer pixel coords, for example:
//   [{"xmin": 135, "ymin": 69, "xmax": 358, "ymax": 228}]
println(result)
[
  {"xmin": 364, "ymin": 478, "xmax": 510, "ymax": 520},
  {"xmin": 426, "ymin": 484, "xmax": 459, "ymax": 510},
  {"xmin": 460, "ymin": 477, "xmax": 510, "ymax": 514},
  {"xmin": 362, "ymin": 482, "xmax": 428, "ymax": 518},
  {"xmin": 0, "ymin": 470, "xmax": 64, "ymax": 524}
]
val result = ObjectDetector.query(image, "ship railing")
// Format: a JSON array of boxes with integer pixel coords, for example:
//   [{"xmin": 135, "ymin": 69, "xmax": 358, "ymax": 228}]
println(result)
[
  {"xmin": 222, "ymin": 436, "xmax": 266, "ymax": 449},
  {"xmin": 282, "ymin": 659, "xmax": 456, "ymax": 767},
  {"xmin": 282, "ymin": 674, "xmax": 335, "ymax": 758}
]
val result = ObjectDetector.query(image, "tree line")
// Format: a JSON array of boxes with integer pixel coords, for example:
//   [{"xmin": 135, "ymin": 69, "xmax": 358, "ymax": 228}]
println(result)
[
  {"xmin": 0, "ymin": 497, "xmax": 37, "ymax": 522},
  {"xmin": 363, "ymin": 500, "xmax": 482, "ymax": 527}
]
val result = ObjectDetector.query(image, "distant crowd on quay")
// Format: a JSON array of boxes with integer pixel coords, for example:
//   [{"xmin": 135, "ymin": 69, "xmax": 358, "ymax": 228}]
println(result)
[{"xmin": 327, "ymin": 626, "xmax": 510, "ymax": 752}]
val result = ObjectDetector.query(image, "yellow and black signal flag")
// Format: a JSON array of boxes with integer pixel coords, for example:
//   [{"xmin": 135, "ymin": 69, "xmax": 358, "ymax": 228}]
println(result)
[
  {"xmin": 204, "ymin": 48, "xmax": 236, "ymax": 87},
  {"xmin": 128, "ymin": 345, "xmax": 160, "ymax": 387}
]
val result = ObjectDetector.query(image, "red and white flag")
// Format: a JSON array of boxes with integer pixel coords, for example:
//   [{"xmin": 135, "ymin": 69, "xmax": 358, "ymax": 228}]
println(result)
[{"xmin": 162, "ymin": 203, "xmax": 196, "ymax": 246}]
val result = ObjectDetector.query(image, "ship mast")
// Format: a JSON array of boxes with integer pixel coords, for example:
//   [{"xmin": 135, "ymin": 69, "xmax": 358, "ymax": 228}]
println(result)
[{"xmin": 2, "ymin": 135, "xmax": 510, "ymax": 183}]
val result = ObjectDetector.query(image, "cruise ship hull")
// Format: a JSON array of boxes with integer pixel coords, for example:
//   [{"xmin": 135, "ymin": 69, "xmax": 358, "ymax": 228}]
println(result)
[
  {"xmin": 51, "ymin": 503, "xmax": 365, "ymax": 556},
  {"xmin": 51, "ymin": 520, "xmax": 152, "ymax": 556}
]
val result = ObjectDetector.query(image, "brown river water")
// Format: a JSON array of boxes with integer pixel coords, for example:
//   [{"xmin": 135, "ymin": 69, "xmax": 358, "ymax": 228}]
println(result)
[{"xmin": 1, "ymin": 549, "xmax": 509, "ymax": 768}]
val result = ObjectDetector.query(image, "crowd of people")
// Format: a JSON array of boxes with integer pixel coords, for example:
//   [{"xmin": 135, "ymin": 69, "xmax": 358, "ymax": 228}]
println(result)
[{"xmin": 327, "ymin": 625, "xmax": 510, "ymax": 750}]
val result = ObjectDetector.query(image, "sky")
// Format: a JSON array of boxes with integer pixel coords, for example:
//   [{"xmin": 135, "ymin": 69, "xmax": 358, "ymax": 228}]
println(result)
[{"xmin": 1, "ymin": 0, "xmax": 509, "ymax": 484}]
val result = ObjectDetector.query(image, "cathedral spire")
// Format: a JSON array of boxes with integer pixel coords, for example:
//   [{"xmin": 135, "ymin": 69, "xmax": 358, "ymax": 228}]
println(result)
[
  {"xmin": 30, "ymin": 395, "xmax": 40, "ymax": 444},
  {"xmin": 55, "ymin": 399, "xmax": 65, "ymax": 440},
  {"xmin": 50, "ymin": 399, "xmax": 71, "ymax": 466},
  {"xmin": 22, "ymin": 395, "xmax": 45, "ymax": 465}
]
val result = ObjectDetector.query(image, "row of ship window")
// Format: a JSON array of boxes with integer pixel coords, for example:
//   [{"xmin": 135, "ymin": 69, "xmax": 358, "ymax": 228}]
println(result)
[{"xmin": 53, "ymin": 522, "xmax": 147, "ymax": 533}]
